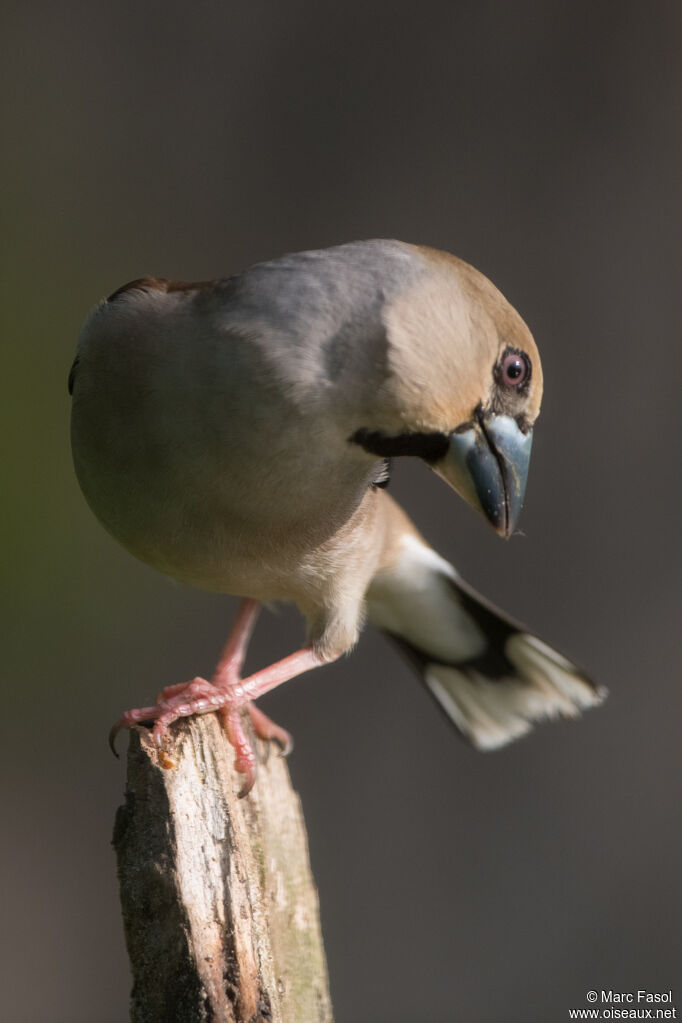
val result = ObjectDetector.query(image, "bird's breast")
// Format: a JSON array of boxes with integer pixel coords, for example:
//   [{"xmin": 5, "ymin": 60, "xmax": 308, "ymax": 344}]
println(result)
[
  {"xmin": 71, "ymin": 385, "xmax": 370, "ymax": 601},
  {"xmin": 70, "ymin": 287, "xmax": 381, "ymax": 608}
]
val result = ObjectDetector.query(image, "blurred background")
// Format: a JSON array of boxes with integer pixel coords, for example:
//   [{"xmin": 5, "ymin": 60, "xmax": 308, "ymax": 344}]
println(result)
[{"xmin": 1, "ymin": 2, "xmax": 680, "ymax": 1020}]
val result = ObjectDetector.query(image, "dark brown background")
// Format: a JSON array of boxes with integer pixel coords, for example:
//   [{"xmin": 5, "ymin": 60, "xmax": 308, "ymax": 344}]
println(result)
[{"xmin": 2, "ymin": 2, "xmax": 680, "ymax": 1021}]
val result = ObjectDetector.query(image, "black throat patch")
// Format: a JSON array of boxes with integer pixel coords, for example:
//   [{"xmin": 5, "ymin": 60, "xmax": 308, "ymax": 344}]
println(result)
[{"xmin": 349, "ymin": 427, "xmax": 449, "ymax": 464}]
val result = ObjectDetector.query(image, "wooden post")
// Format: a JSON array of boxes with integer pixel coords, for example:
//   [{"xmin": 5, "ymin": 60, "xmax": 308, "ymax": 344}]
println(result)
[{"xmin": 113, "ymin": 716, "xmax": 334, "ymax": 1023}]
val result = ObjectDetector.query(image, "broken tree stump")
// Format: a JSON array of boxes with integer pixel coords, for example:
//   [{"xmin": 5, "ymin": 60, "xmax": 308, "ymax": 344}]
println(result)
[{"xmin": 113, "ymin": 715, "xmax": 334, "ymax": 1023}]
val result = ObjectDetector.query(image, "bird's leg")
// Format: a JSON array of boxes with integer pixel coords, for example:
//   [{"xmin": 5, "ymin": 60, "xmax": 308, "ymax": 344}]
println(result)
[
  {"xmin": 153, "ymin": 597, "xmax": 292, "ymax": 773},
  {"xmin": 212, "ymin": 597, "xmax": 293, "ymax": 783},
  {"xmin": 110, "ymin": 599, "xmax": 261, "ymax": 756},
  {"xmin": 213, "ymin": 597, "xmax": 261, "ymax": 683},
  {"xmin": 185, "ymin": 597, "xmax": 293, "ymax": 756},
  {"xmin": 109, "ymin": 597, "xmax": 331, "ymax": 795},
  {"xmin": 211, "ymin": 600, "xmax": 293, "ymax": 753},
  {"xmin": 155, "ymin": 597, "xmax": 261, "ymax": 702},
  {"xmin": 150, "ymin": 646, "xmax": 329, "ymax": 796}
]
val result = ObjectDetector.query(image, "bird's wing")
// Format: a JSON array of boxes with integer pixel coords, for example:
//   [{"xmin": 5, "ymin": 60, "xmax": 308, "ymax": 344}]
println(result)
[{"xmin": 366, "ymin": 524, "xmax": 606, "ymax": 750}]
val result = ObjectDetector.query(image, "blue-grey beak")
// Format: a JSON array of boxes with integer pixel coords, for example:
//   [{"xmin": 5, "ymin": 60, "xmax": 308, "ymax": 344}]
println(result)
[{"xmin": 435, "ymin": 412, "xmax": 533, "ymax": 538}]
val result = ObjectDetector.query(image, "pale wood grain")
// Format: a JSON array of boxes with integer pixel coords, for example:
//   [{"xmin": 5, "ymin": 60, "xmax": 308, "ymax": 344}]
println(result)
[{"xmin": 113, "ymin": 716, "xmax": 333, "ymax": 1023}]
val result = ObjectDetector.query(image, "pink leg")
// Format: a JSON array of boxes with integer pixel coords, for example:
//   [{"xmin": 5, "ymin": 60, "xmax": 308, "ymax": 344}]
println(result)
[
  {"xmin": 149, "ymin": 647, "xmax": 327, "ymax": 796},
  {"xmin": 240, "ymin": 648, "xmax": 325, "ymax": 701},
  {"xmin": 109, "ymin": 598, "xmax": 332, "ymax": 797},
  {"xmin": 156, "ymin": 598, "xmax": 261, "ymax": 703},
  {"xmin": 211, "ymin": 599, "xmax": 292, "ymax": 773},
  {"xmin": 213, "ymin": 599, "xmax": 291, "ymax": 788},
  {"xmin": 213, "ymin": 598, "xmax": 261, "ymax": 683},
  {"xmin": 111, "ymin": 599, "xmax": 261, "ymax": 751}
]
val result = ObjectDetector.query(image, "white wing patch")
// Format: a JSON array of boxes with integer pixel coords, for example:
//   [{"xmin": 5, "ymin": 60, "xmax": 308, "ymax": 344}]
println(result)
[
  {"xmin": 369, "ymin": 533, "xmax": 606, "ymax": 750},
  {"xmin": 367, "ymin": 534, "xmax": 486, "ymax": 663}
]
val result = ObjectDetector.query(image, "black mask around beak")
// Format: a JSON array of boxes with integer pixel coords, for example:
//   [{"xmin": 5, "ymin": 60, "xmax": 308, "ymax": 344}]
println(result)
[{"xmin": 434, "ymin": 411, "xmax": 533, "ymax": 538}]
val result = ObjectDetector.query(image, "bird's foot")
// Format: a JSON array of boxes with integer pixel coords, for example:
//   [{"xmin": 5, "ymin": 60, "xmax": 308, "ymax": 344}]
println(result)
[
  {"xmin": 247, "ymin": 702, "xmax": 293, "ymax": 756},
  {"xmin": 109, "ymin": 674, "xmax": 292, "ymax": 796},
  {"xmin": 109, "ymin": 608, "xmax": 323, "ymax": 795},
  {"xmin": 109, "ymin": 676, "xmax": 230, "ymax": 754},
  {"xmin": 156, "ymin": 677, "xmax": 292, "ymax": 753}
]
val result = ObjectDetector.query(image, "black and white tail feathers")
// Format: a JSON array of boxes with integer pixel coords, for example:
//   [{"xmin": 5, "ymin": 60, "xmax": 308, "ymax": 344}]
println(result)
[{"xmin": 367, "ymin": 535, "xmax": 606, "ymax": 751}]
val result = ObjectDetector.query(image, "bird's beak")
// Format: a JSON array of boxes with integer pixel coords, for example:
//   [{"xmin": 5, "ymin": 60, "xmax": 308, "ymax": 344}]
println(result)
[{"xmin": 434, "ymin": 412, "xmax": 533, "ymax": 538}]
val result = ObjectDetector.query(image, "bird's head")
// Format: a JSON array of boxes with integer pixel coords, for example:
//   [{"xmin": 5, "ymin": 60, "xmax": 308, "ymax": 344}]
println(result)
[{"xmin": 350, "ymin": 245, "xmax": 543, "ymax": 538}]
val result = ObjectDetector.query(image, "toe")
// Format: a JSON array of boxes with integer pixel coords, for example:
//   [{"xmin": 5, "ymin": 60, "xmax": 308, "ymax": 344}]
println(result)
[
  {"xmin": 157, "ymin": 681, "xmax": 191, "ymax": 703},
  {"xmin": 248, "ymin": 703, "xmax": 294, "ymax": 756},
  {"xmin": 237, "ymin": 766, "xmax": 257, "ymax": 799},
  {"xmin": 234, "ymin": 746, "xmax": 257, "ymax": 797},
  {"xmin": 152, "ymin": 716, "xmax": 171, "ymax": 748},
  {"xmin": 157, "ymin": 677, "xmax": 212, "ymax": 705},
  {"xmin": 109, "ymin": 704, "xmax": 163, "ymax": 755},
  {"xmin": 219, "ymin": 707, "xmax": 258, "ymax": 797}
]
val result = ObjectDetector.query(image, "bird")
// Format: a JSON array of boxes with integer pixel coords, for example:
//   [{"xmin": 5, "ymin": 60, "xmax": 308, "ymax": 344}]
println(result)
[{"xmin": 69, "ymin": 239, "xmax": 605, "ymax": 794}]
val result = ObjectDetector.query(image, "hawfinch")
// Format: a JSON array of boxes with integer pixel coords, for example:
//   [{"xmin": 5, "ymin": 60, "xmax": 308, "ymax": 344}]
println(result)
[{"xmin": 69, "ymin": 240, "xmax": 605, "ymax": 794}]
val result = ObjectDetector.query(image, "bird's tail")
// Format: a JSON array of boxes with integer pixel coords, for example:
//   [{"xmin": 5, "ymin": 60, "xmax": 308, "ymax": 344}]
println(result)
[{"xmin": 366, "ymin": 532, "xmax": 606, "ymax": 750}]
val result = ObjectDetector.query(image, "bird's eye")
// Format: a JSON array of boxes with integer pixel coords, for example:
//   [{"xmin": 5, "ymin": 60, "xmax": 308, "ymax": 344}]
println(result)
[{"xmin": 498, "ymin": 350, "xmax": 530, "ymax": 389}]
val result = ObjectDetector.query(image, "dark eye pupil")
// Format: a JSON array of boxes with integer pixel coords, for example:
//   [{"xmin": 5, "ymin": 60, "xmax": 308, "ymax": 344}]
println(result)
[{"xmin": 499, "ymin": 351, "xmax": 528, "ymax": 387}]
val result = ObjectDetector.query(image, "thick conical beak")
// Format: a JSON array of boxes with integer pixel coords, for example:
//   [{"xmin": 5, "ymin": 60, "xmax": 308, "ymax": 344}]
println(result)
[{"xmin": 434, "ymin": 412, "xmax": 533, "ymax": 538}]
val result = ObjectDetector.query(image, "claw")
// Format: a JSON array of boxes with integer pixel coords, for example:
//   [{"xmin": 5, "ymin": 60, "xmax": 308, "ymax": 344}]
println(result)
[
  {"xmin": 108, "ymin": 721, "xmax": 122, "ymax": 758},
  {"xmin": 234, "ymin": 737, "xmax": 258, "ymax": 797},
  {"xmin": 108, "ymin": 703, "xmax": 166, "ymax": 755},
  {"xmin": 237, "ymin": 770, "xmax": 257, "ymax": 799},
  {"xmin": 269, "ymin": 728, "xmax": 294, "ymax": 761},
  {"xmin": 247, "ymin": 703, "xmax": 293, "ymax": 756},
  {"xmin": 276, "ymin": 734, "xmax": 294, "ymax": 757}
]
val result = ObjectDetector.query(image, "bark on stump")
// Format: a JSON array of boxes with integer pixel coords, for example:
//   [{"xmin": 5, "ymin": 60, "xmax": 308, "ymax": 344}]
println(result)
[{"xmin": 113, "ymin": 716, "xmax": 333, "ymax": 1023}]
